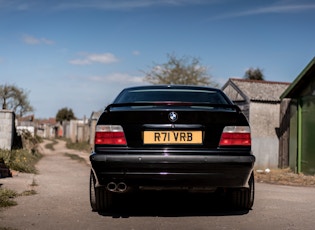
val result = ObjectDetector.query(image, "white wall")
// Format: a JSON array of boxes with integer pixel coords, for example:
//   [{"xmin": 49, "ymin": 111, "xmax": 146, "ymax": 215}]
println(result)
[{"xmin": 0, "ymin": 110, "xmax": 15, "ymax": 150}]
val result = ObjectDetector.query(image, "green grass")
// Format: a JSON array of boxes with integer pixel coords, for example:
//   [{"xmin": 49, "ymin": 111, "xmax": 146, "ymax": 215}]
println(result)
[
  {"xmin": 0, "ymin": 187, "xmax": 37, "ymax": 212},
  {"xmin": 65, "ymin": 138, "xmax": 91, "ymax": 152},
  {"xmin": 19, "ymin": 190, "xmax": 37, "ymax": 196},
  {"xmin": 0, "ymin": 132, "xmax": 40, "ymax": 214},
  {"xmin": 0, "ymin": 178, "xmax": 38, "ymax": 209},
  {"xmin": 0, "ymin": 149, "xmax": 42, "ymax": 174},
  {"xmin": 0, "ymin": 137, "xmax": 90, "ymax": 212},
  {"xmin": 0, "ymin": 188, "xmax": 18, "ymax": 208},
  {"xmin": 64, "ymin": 152, "xmax": 85, "ymax": 163},
  {"xmin": 44, "ymin": 139, "xmax": 58, "ymax": 151}
]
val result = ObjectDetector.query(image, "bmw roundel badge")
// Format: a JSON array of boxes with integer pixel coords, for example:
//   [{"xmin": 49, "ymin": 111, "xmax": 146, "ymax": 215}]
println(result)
[{"xmin": 168, "ymin": 112, "xmax": 178, "ymax": 122}]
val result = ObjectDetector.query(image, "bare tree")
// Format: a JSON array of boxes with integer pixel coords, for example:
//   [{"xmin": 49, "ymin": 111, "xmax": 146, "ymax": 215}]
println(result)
[
  {"xmin": 0, "ymin": 84, "xmax": 34, "ymax": 117},
  {"xmin": 244, "ymin": 67, "xmax": 265, "ymax": 80},
  {"xmin": 0, "ymin": 84, "xmax": 14, "ymax": 110},
  {"xmin": 143, "ymin": 54, "xmax": 217, "ymax": 86}
]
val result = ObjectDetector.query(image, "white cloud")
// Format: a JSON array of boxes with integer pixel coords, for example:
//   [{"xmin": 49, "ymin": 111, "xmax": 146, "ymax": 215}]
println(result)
[
  {"xmin": 56, "ymin": 0, "xmax": 212, "ymax": 10},
  {"xmin": 88, "ymin": 73, "xmax": 144, "ymax": 84},
  {"xmin": 0, "ymin": 0, "xmax": 215, "ymax": 12},
  {"xmin": 132, "ymin": 50, "xmax": 140, "ymax": 56},
  {"xmin": 17, "ymin": 3, "xmax": 30, "ymax": 11},
  {"xmin": 70, "ymin": 52, "xmax": 119, "ymax": 65},
  {"xmin": 22, "ymin": 34, "xmax": 54, "ymax": 45},
  {"xmin": 239, "ymin": 3, "xmax": 315, "ymax": 15},
  {"xmin": 211, "ymin": 2, "xmax": 315, "ymax": 20}
]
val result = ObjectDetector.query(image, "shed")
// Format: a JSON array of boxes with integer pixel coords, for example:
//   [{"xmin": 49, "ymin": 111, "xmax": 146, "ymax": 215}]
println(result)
[
  {"xmin": 281, "ymin": 57, "xmax": 315, "ymax": 175},
  {"xmin": 222, "ymin": 78, "xmax": 290, "ymax": 169}
]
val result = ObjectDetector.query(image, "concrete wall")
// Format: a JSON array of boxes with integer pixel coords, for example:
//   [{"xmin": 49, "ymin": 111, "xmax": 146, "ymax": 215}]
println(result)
[
  {"xmin": 63, "ymin": 119, "xmax": 89, "ymax": 143},
  {"xmin": 89, "ymin": 118, "xmax": 98, "ymax": 147},
  {"xmin": 250, "ymin": 102, "xmax": 280, "ymax": 169},
  {"xmin": 0, "ymin": 110, "xmax": 15, "ymax": 150}
]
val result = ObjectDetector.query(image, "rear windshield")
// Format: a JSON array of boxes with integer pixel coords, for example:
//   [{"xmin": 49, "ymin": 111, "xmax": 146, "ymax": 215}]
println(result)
[{"xmin": 114, "ymin": 89, "xmax": 230, "ymax": 104}]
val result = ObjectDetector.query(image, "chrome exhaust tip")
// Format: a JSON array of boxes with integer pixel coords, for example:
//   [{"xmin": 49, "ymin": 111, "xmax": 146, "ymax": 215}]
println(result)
[
  {"xmin": 117, "ymin": 182, "xmax": 127, "ymax": 192},
  {"xmin": 107, "ymin": 182, "xmax": 117, "ymax": 192}
]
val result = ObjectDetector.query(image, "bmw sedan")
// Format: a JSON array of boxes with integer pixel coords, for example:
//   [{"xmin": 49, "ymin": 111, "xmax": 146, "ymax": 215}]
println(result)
[{"xmin": 90, "ymin": 85, "xmax": 255, "ymax": 212}]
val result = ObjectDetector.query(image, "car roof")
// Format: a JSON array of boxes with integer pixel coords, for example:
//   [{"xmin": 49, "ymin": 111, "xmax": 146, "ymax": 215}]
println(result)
[{"xmin": 122, "ymin": 85, "xmax": 221, "ymax": 92}]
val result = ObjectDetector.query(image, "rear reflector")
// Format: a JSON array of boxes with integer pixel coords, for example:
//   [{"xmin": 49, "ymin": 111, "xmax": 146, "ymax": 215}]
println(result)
[
  {"xmin": 219, "ymin": 126, "xmax": 251, "ymax": 146},
  {"xmin": 95, "ymin": 125, "xmax": 127, "ymax": 145}
]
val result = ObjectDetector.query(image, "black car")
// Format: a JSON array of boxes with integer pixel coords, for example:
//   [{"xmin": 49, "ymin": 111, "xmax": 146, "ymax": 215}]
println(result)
[{"xmin": 90, "ymin": 85, "xmax": 255, "ymax": 211}]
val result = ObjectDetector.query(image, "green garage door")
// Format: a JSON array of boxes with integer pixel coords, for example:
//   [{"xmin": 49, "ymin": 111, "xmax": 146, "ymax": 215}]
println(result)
[{"xmin": 301, "ymin": 95, "xmax": 315, "ymax": 175}]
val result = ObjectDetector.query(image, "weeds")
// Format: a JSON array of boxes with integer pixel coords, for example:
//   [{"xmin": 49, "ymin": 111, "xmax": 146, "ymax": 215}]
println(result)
[
  {"xmin": 255, "ymin": 168, "xmax": 315, "ymax": 187},
  {"xmin": 30, "ymin": 178, "xmax": 38, "ymax": 187},
  {"xmin": 44, "ymin": 139, "xmax": 58, "ymax": 151},
  {"xmin": 19, "ymin": 190, "xmax": 37, "ymax": 196},
  {"xmin": 64, "ymin": 152, "xmax": 85, "ymax": 163},
  {"xmin": 0, "ymin": 149, "xmax": 42, "ymax": 174},
  {"xmin": 65, "ymin": 138, "xmax": 91, "ymax": 152},
  {"xmin": 0, "ymin": 178, "xmax": 38, "ymax": 209},
  {"xmin": 0, "ymin": 188, "xmax": 18, "ymax": 208},
  {"xmin": 0, "ymin": 187, "xmax": 37, "ymax": 209}
]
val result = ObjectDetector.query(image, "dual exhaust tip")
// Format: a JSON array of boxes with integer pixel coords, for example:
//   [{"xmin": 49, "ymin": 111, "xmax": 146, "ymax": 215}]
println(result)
[{"xmin": 107, "ymin": 182, "xmax": 128, "ymax": 193}]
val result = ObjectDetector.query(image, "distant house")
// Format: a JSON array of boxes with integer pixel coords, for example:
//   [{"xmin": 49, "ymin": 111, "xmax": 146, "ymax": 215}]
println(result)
[
  {"xmin": 281, "ymin": 57, "xmax": 315, "ymax": 175},
  {"xmin": 222, "ymin": 78, "xmax": 290, "ymax": 169},
  {"xmin": 36, "ymin": 118, "xmax": 58, "ymax": 139},
  {"xmin": 16, "ymin": 114, "xmax": 35, "ymax": 136}
]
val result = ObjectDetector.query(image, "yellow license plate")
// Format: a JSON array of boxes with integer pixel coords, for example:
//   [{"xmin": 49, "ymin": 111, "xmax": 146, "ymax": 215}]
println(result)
[{"xmin": 143, "ymin": 131, "xmax": 202, "ymax": 144}]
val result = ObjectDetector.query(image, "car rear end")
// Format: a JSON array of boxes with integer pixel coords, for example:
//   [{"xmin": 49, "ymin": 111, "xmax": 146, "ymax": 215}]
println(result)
[{"xmin": 89, "ymin": 85, "xmax": 255, "ymax": 211}]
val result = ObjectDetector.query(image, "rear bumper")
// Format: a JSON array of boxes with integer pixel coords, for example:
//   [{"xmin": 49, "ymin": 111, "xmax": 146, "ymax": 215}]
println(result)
[{"xmin": 90, "ymin": 150, "xmax": 255, "ymax": 189}]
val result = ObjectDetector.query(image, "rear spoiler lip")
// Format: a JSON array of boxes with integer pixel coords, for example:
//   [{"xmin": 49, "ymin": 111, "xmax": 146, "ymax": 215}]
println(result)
[{"xmin": 105, "ymin": 102, "xmax": 241, "ymax": 112}]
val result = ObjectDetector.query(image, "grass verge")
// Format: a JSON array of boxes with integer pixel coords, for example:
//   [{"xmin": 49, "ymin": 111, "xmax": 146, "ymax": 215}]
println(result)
[
  {"xmin": 64, "ymin": 152, "xmax": 86, "ymax": 163},
  {"xmin": 0, "ymin": 188, "xmax": 18, "ymax": 208},
  {"xmin": 255, "ymin": 168, "xmax": 315, "ymax": 187},
  {"xmin": 0, "ymin": 179, "xmax": 38, "ymax": 209},
  {"xmin": 64, "ymin": 138, "xmax": 91, "ymax": 152},
  {"xmin": 0, "ymin": 149, "xmax": 42, "ymax": 174},
  {"xmin": 44, "ymin": 139, "xmax": 58, "ymax": 151}
]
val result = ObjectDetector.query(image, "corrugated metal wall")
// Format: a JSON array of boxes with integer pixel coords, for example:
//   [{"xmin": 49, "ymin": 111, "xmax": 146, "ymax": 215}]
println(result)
[
  {"xmin": 289, "ymin": 99, "xmax": 298, "ymax": 172},
  {"xmin": 300, "ymin": 96, "xmax": 315, "ymax": 174}
]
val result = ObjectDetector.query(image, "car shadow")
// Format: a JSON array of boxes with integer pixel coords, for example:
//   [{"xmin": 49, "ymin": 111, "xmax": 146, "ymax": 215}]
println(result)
[{"xmin": 98, "ymin": 190, "xmax": 250, "ymax": 217}]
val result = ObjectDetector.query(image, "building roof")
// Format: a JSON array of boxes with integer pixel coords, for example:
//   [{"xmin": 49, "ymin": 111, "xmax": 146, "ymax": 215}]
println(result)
[
  {"xmin": 37, "ymin": 118, "xmax": 57, "ymax": 126},
  {"xmin": 281, "ymin": 57, "xmax": 315, "ymax": 99},
  {"xmin": 222, "ymin": 78, "xmax": 290, "ymax": 102},
  {"xmin": 18, "ymin": 114, "xmax": 34, "ymax": 122}
]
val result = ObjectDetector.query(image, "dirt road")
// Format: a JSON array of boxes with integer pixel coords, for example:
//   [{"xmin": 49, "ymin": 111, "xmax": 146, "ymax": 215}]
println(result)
[
  {"xmin": 0, "ymin": 140, "xmax": 93, "ymax": 229},
  {"xmin": 1, "ymin": 140, "xmax": 315, "ymax": 230}
]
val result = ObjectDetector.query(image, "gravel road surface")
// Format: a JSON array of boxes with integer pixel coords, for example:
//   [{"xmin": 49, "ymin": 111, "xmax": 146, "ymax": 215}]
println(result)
[{"xmin": 1, "ymin": 140, "xmax": 315, "ymax": 230}]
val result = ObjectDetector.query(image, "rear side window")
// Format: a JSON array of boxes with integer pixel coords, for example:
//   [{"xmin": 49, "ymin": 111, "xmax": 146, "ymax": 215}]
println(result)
[{"xmin": 114, "ymin": 89, "xmax": 229, "ymax": 104}]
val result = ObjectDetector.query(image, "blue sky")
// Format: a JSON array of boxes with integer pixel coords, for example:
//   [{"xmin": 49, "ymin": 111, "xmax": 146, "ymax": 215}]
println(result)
[{"xmin": 1, "ymin": 0, "xmax": 315, "ymax": 119}]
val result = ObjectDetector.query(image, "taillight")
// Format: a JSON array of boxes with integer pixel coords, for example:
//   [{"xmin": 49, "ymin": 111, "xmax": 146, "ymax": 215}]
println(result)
[
  {"xmin": 95, "ymin": 125, "xmax": 127, "ymax": 145},
  {"xmin": 219, "ymin": 126, "xmax": 251, "ymax": 146}
]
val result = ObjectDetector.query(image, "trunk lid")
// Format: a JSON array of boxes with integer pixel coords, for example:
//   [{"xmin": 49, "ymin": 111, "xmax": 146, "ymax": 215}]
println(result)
[{"xmin": 97, "ymin": 104, "xmax": 249, "ymax": 148}]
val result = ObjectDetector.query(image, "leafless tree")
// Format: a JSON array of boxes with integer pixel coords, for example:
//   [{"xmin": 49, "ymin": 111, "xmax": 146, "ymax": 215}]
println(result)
[
  {"xmin": 0, "ymin": 84, "xmax": 34, "ymax": 117},
  {"xmin": 143, "ymin": 54, "xmax": 217, "ymax": 86}
]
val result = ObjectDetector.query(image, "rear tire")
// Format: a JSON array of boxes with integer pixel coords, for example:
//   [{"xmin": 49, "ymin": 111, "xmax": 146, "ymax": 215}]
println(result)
[
  {"xmin": 231, "ymin": 172, "xmax": 255, "ymax": 210},
  {"xmin": 89, "ymin": 171, "xmax": 113, "ymax": 212}
]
